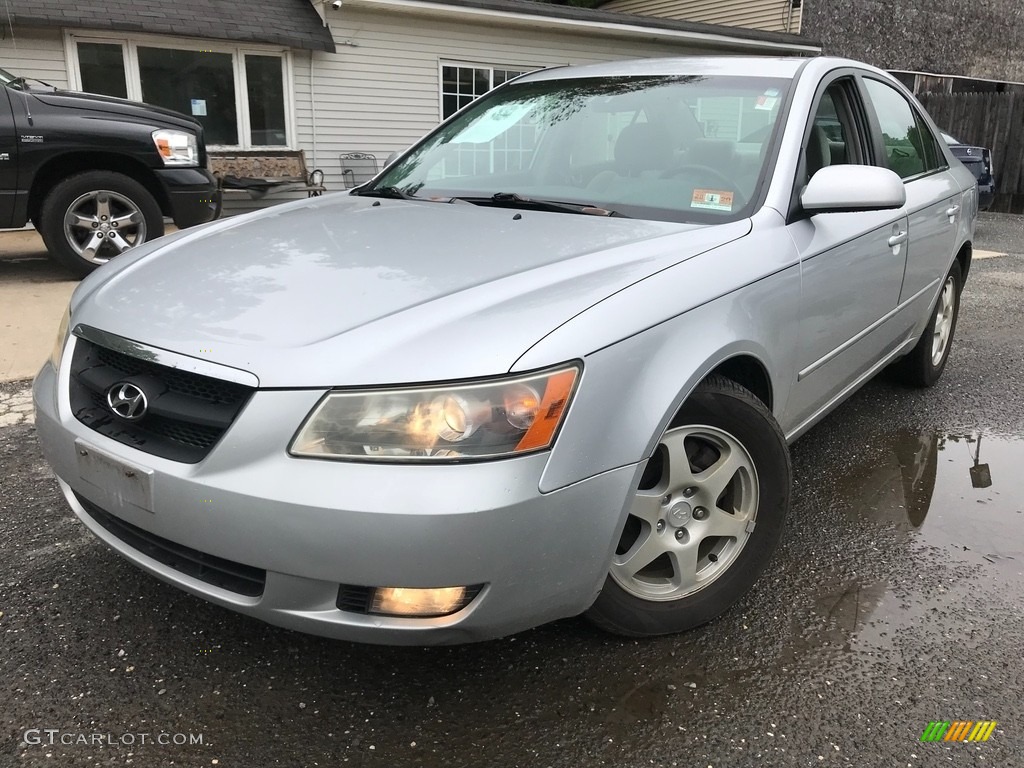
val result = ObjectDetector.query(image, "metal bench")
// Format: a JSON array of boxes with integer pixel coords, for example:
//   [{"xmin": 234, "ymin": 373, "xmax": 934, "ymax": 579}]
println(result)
[{"xmin": 208, "ymin": 150, "xmax": 325, "ymax": 218}]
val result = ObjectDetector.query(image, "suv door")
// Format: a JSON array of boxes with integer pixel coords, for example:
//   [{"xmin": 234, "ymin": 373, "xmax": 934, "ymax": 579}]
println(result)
[
  {"xmin": 784, "ymin": 75, "xmax": 910, "ymax": 430},
  {"xmin": 0, "ymin": 86, "xmax": 17, "ymax": 227},
  {"xmin": 861, "ymin": 77, "xmax": 960, "ymax": 305}
]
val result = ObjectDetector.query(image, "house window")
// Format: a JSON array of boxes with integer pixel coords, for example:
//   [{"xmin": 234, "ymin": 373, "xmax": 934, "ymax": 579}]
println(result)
[
  {"xmin": 70, "ymin": 36, "xmax": 291, "ymax": 149},
  {"xmin": 138, "ymin": 47, "xmax": 239, "ymax": 145},
  {"xmin": 436, "ymin": 64, "xmax": 539, "ymax": 178},
  {"xmin": 441, "ymin": 64, "xmax": 531, "ymax": 120},
  {"xmin": 77, "ymin": 42, "xmax": 127, "ymax": 99}
]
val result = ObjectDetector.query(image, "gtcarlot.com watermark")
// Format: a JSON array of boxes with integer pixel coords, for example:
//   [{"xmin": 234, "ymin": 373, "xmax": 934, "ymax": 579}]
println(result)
[{"xmin": 23, "ymin": 729, "xmax": 204, "ymax": 747}]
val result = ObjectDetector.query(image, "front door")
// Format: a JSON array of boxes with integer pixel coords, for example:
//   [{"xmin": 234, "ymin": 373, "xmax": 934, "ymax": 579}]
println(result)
[
  {"xmin": 785, "ymin": 77, "xmax": 909, "ymax": 430},
  {"xmin": 0, "ymin": 86, "xmax": 18, "ymax": 227}
]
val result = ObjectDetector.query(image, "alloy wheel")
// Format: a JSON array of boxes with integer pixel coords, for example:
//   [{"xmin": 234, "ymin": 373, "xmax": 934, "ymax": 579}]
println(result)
[
  {"xmin": 611, "ymin": 424, "xmax": 759, "ymax": 601},
  {"xmin": 63, "ymin": 190, "xmax": 147, "ymax": 265},
  {"xmin": 931, "ymin": 276, "xmax": 957, "ymax": 366}
]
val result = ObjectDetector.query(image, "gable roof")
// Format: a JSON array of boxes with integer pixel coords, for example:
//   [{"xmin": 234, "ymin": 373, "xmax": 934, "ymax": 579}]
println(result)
[{"xmin": 2, "ymin": 0, "xmax": 337, "ymax": 53}]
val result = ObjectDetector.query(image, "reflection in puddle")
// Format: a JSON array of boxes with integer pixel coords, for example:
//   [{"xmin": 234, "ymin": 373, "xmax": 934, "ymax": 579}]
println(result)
[
  {"xmin": 778, "ymin": 432, "xmax": 1024, "ymax": 671},
  {"xmin": 849, "ymin": 431, "xmax": 1024, "ymax": 568}
]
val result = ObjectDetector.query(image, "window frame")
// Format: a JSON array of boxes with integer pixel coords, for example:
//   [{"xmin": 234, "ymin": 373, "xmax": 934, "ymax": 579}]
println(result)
[
  {"xmin": 858, "ymin": 75, "xmax": 949, "ymax": 183},
  {"xmin": 788, "ymin": 71, "xmax": 874, "ymax": 222},
  {"xmin": 437, "ymin": 60, "xmax": 541, "ymax": 123},
  {"xmin": 64, "ymin": 30, "xmax": 296, "ymax": 150}
]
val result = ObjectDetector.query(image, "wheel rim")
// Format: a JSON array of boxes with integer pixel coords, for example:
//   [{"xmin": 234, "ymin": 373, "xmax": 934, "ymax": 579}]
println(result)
[
  {"xmin": 62, "ymin": 190, "xmax": 147, "ymax": 265},
  {"xmin": 931, "ymin": 276, "xmax": 956, "ymax": 366},
  {"xmin": 611, "ymin": 424, "xmax": 759, "ymax": 602}
]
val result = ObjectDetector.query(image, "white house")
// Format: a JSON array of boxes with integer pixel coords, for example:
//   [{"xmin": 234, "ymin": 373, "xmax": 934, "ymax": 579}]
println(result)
[{"xmin": 0, "ymin": 0, "xmax": 818, "ymax": 200}]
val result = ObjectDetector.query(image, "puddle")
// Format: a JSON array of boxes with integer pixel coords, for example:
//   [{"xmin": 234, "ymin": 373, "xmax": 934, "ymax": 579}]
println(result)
[
  {"xmin": 844, "ymin": 431, "xmax": 1024, "ymax": 575},
  {"xmin": 767, "ymin": 431, "xmax": 1024, "ymax": 672}
]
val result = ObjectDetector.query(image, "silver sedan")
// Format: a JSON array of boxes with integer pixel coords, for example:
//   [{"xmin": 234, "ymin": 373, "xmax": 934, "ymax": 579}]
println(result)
[{"xmin": 34, "ymin": 56, "xmax": 976, "ymax": 644}]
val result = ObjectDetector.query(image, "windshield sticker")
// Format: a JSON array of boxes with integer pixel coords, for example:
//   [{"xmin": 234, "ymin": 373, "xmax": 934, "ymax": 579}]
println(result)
[
  {"xmin": 691, "ymin": 189, "xmax": 734, "ymax": 212},
  {"xmin": 755, "ymin": 95, "xmax": 778, "ymax": 111}
]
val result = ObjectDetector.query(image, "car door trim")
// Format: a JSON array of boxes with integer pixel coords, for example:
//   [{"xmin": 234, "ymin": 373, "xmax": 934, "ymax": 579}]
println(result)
[
  {"xmin": 797, "ymin": 276, "xmax": 940, "ymax": 381},
  {"xmin": 786, "ymin": 331, "xmax": 919, "ymax": 444}
]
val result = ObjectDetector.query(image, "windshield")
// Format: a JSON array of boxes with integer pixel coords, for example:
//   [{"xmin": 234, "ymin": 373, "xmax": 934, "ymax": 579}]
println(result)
[{"xmin": 366, "ymin": 74, "xmax": 792, "ymax": 223}]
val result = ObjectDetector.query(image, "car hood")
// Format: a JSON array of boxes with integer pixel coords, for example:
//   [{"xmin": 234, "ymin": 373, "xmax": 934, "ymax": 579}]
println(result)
[
  {"xmin": 31, "ymin": 90, "xmax": 200, "ymax": 130},
  {"xmin": 72, "ymin": 194, "xmax": 751, "ymax": 387}
]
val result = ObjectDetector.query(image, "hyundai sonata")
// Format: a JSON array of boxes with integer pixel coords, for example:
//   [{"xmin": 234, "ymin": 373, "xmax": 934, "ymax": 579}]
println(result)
[{"xmin": 34, "ymin": 56, "xmax": 976, "ymax": 644}]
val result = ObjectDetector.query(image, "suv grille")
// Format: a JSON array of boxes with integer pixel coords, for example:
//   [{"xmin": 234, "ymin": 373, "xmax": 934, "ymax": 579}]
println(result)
[
  {"xmin": 69, "ymin": 336, "xmax": 254, "ymax": 463},
  {"xmin": 76, "ymin": 493, "xmax": 266, "ymax": 597}
]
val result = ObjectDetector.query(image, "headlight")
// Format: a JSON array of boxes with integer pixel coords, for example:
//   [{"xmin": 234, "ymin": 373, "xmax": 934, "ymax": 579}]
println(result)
[
  {"xmin": 290, "ymin": 365, "xmax": 580, "ymax": 462},
  {"xmin": 49, "ymin": 305, "xmax": 71, "ymax": 371},
  {"xmin": 152, "ymin": 129, "xmax": 198, "ymax": 166}
]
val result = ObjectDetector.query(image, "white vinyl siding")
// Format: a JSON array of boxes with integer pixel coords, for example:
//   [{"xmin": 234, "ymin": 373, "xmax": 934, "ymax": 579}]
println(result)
[
  {"xmin": 298, "ymin": 6, "xmax": 716, "ymax": 194},
  {"xmin": 0, "ymin": 28, "xmax": 70, "ymax": 88},
  {"xmin": 601, "ymin": 0, "xmax": 803, "ymax": 34}
]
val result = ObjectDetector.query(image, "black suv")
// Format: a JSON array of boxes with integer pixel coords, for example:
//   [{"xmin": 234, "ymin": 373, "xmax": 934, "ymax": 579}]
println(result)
[
  {"xmin": 1, "ymin": 66, "xmax": 218, "ymax": 276},
  {"xmin": 941, "ymin": 131, "xmax": 995, "ymax": 211}
]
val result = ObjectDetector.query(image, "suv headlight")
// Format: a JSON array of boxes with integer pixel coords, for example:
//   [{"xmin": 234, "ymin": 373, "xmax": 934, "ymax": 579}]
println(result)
[
  {"xmin": 152, "ymin": 129, "xmax": 198, "ymax": 166},
  {"xmin": 290, "ymin": 365, "xmax": 580, "ymax": 462}
]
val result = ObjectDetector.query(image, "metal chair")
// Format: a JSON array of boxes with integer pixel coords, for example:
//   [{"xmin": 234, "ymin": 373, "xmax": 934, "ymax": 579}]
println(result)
[{"xmin": 339, "ymin": 152, "xmax": 379, "ymax": 188}]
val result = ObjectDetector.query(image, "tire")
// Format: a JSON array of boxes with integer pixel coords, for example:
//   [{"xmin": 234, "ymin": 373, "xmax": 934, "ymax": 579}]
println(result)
[
  {"xmin": 893, "ymin": 261, "xmax": 962, "ymax": 388},
  {"xmin": 38, "ymin": 171, "xmax": 164, "ymax": 278},
  {"xmin": 586, "ymin": 375, "xmax": 791, "ymax": 637}
]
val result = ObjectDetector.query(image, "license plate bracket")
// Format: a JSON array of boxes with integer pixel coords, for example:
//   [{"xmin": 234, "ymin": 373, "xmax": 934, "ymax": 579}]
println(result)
[{"xmin": 75, "ymin": 440, "xmax": 154, "ymax": 513}]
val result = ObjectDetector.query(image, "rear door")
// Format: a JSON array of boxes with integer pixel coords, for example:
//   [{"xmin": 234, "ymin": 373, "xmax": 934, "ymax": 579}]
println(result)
[
  {"xmin": 0, "ymin": 86, "xmax": 18, "ymax": 227},
  {"xmin": 860, "ymin": 77, "xmax": 960, "ymax": 305}
]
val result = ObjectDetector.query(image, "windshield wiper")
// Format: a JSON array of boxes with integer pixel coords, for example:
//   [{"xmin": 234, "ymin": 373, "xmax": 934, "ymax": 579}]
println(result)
[
  {"xmin": 455, "ymin": 192, "xmax": 627, "ymax": 217},
  {"xmin": 353, "ymin": 185, "xmax": 419, "ymax": 200}
]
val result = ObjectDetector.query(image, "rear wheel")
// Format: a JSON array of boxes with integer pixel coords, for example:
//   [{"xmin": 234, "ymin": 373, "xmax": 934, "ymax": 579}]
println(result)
[
  {"xmin": 893, "ymin": 261, "xmax": 962, "ymax": 387},
  {"xmin": 39, "ymin": 171, "xmax": 164, "ymax": 278},
  {"xmin": 586, "ymin": 375, "xmax": 791, "ymax": 637}
]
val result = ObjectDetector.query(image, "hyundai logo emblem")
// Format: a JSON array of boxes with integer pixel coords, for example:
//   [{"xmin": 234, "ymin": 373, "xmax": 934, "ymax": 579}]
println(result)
[{"xmin": 106, "ymin": 382, "xmax": 148, "ymax": 421}]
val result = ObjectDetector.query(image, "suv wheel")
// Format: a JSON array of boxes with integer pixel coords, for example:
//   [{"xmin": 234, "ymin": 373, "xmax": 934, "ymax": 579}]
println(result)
[{"xmin": 39, "ymin": 171, "xmax": 164, "ymax": 278}]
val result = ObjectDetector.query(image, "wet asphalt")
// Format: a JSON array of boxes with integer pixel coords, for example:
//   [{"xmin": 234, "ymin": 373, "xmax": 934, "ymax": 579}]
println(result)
[{"xmin": 2, "ymin": 215, "xmax": 1023, "ymax": 767}]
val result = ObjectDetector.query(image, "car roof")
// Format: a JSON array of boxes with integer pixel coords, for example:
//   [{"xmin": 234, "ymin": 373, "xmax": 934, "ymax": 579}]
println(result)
[{"xmin": 517, "ymin": 56, "xmax": 817, "ymax": 82}]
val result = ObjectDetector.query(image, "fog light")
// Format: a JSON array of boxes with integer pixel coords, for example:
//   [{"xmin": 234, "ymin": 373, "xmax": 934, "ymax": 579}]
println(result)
[{"xmin": 370, "ymin": 586, "xmax": 470, "ymax": 617}]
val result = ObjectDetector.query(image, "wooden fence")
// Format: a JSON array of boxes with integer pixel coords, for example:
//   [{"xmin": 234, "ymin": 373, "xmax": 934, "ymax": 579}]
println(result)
[{"xmin": 918, "ymin": 91, "xmax": 1024, "ymax": 213}]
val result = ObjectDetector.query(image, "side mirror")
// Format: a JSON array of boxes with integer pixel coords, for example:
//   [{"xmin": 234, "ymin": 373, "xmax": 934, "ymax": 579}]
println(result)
[
  {"xmin": 383, "ymin": 151, "xmax": 399, "ymax": 169},
  {"xmin": 801, "ymin": 165, "xmax": 906, "ymax": 213}
]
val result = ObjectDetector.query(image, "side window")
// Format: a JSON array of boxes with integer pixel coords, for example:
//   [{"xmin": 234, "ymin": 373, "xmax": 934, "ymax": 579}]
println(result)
[
  {"xmin": 804, "ymin": 83, "xmax": 857, "ymax": 183},
  {"xmin": 914, "ymin": 113, "xmax": 944, "ymax": 172},
  {"xmin": 863, "ymin": 79, "xmax": 930, "ymax": 180}
]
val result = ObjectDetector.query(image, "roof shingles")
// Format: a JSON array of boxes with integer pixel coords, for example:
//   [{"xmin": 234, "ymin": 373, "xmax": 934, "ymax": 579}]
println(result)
[{"xmin": 5, "ymin": 0, "xmax": 337, "ymax": 53}]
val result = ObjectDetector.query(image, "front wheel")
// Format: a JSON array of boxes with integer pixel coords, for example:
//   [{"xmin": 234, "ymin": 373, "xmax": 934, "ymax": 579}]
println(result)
[
  {"xmin": 586, "ymin": 375, "xmax": 791, "ymax": 637},
  {"xmin": 38, "ymin": 171, "xmax": 164, "ymax": 278}
]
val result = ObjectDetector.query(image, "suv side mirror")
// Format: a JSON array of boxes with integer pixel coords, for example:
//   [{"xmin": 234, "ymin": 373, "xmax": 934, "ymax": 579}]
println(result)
[{"xmin": 801, "ymin": 165, "xmax": 906, "ymax": 213}]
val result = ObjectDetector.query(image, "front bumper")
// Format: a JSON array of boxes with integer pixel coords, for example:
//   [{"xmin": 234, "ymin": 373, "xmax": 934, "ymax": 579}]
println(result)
[
  {"xmin": 154, "ymin": 167, "xmax": 220, "ymax": 228},
  {"xmin": 33, "ymin": 357, "xmax": 638, "ymax": 644}
]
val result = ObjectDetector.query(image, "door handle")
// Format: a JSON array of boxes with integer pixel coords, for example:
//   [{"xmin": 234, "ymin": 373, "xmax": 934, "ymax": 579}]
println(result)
[
  {"xmin": 946, "ymin": 205, "xmax": 961, "ymax": 218},
  {"xmin": 888, "ymin": 231, "xmax": 908, "ymax": 247}
]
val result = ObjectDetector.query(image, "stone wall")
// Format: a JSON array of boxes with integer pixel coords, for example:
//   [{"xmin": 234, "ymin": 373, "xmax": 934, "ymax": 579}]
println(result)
[{"xmin": 803, "ymin": 0, "xmax": 1024, "ymax": 83}]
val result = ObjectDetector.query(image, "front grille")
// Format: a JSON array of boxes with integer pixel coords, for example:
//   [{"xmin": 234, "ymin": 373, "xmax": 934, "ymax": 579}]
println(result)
[
  {"xmin": 76, "ymin": 493, "xmax": 266, "ymax": 597},
  {"xmin": 70, "ymin": 336, "xmax": 254, "ymax": 463},
  {"xmin": 337, "ymin": 585, "xmax": 375, "ymax": 614}
]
